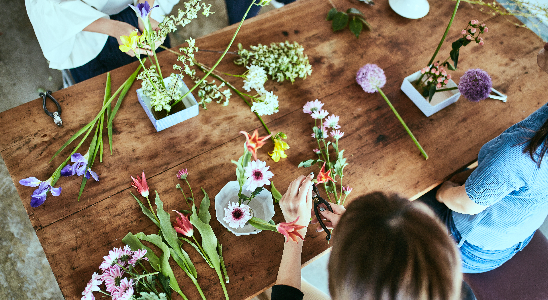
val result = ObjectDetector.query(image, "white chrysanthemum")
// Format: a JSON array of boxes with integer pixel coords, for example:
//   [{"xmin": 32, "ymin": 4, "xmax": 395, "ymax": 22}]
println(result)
[
  {"xmin": 251, "ymin": 91, "xmax": 279, "ymax": 116},
  {"xmin": 244, "ymin": 160, "xmax": 274, "ymax": 191},
  {"xmin": 243, "ymin": 65, "xmax": 268, "ymax": 93}
]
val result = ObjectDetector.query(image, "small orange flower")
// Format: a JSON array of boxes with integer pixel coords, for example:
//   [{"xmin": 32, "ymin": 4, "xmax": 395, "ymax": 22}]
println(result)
[
  {"xmin": 240, "ymin": 129, "xmax": 271, "ymax": 160},
  {"xmin": 317, "ymin": 163, "xmax": 334, "ymax": 184},
  {"xmin": 277, "ymin": 217, "xmax": 306, "ymax": 243}
]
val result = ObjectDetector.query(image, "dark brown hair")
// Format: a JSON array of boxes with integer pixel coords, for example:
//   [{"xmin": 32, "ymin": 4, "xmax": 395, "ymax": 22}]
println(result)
[
  {"xmin": 524, "ymin": 116, "xmax": 548, "ymax": 167},
  {"xmin": 328, "ymin": 192, "xmax": 462, "ymax": 300}
]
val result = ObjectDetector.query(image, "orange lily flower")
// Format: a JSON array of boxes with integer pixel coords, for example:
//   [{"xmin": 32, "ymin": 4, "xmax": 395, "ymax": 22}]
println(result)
[
  {"xmin": 317, "ymin": 162, "xmax": 334, "ymax": 184},
  {"xmin": 277, "ymin": 217, "xmax": 306, "ymax": 243},
  {"xmin": 240, "ymin": 129, "xmax": 272, "ymax": 160}
]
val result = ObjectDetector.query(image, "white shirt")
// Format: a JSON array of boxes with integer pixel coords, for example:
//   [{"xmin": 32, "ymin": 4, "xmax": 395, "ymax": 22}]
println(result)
[{"xmin": 26, "ymin": 0, "xmax": 179, "ymax": 70}]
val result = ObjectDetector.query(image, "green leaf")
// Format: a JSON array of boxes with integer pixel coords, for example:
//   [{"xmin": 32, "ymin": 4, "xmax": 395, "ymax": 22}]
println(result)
[
  {"xmin": 122, "ymin": 232, "xmax": 161, "ymax": 271},
  {"xmin": 198, "ymin": 188, "xmax": 211, "ymax": 225},
  {"xmin": 443, "ymin": 61, "xmax": 456, "ymax": 71},
  {"xmin": 428, "ymin": 85, "xmax": 437, "ymax": 103},
  {"xmin": 181, "ymin": 237, "xmax": 214, "ymax": 268},
  {"xmin": 450, "ymin": 48, "xmax": 460, "ymax": 69},
  {"xmin": 326, "ymin": 8, "xmax": 337, "ymax": 21},
  {"xmin": 357, "ymin": 16, "xmax": 372, "ymax": 30},
  {"xmin": 298, "ymin": 159, "xmax": 320, "ymax": 168},
  {"xmin": 349, "ymin": 17, "xmax": 363, "ymax": 38},
  {"xmin": 154, "ymin": 192, "xmax": 197, "ymax": 278},
  {"xmin": 131, "ymin": 192, "xmax": 160, "ymax": 228},
  {"xmin": 271, "ymin": 182, "xmax": 282, "ymax": 203},
  {"xmin": 247, "ymin": 217, "xmax": 278, "ymax": 231},
  {"xmin": 190, "ymin": 209, "xmax": 221, "ymax": 269},
  {"xmin": 332, "ymin": 12, "xmax": 349, "ymax": 32},
  {"xmin": 217, "ymin": 243, "xmax": 229, "ymax": 284},
  {"xmin": 250, "ymin": 187, "xmax": 264, "ymax": 199},
  {"xmin": 452, "ymin": 39, "xmax": 463, "ymax": 50},
  {"xmin": 346, "ymin": 8, "xmax": 364, "ymax": 16}
]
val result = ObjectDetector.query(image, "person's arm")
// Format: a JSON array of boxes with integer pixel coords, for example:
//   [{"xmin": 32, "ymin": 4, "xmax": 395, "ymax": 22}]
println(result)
[
  {"xmin": 275, "ymin": 174, "xmax": 314, "ymax": 290},
  {"xmin": 436, "ymin": 181, "xmax": 487, "ymax": 215}
]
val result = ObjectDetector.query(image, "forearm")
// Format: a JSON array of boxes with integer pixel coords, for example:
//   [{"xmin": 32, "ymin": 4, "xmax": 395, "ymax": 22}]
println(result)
[
  {"xmin": 275, "ymin": 231, "xmax": 305, "ymax": 289},
  {"xmin": 83, "ymin": 18, "xmax": 128, "ymax": 37}
]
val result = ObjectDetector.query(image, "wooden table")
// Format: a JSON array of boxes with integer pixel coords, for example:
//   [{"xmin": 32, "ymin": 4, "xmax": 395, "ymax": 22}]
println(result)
[{"xmin": 1, "ymin": 0, "xmax": 547, "ymax": 299}]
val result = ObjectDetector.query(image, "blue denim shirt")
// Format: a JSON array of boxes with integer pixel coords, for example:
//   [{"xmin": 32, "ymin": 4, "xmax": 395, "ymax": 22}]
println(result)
[{"xmin": 453, "ymin": 104, "xmax": 548, "ymax": 250}]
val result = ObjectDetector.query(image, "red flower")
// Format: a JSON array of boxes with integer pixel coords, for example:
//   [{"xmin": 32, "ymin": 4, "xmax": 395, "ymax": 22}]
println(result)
[
  {"xmin": 277, "ymin": 217, "xmax": 306, "ymax": 243},
  {"xmin": 317, "ymin": 163, "xmax": 334, "ymax": 184},
  {"xmin": 131, "ymin": 171, "xmax": 149, "ymax": 198},
  {"xmin": 240, "ymin": 129, "xmax": 271, "ymax": 160},
  {"xmin": 173, "ymin": 210, "xmax": 193, "ymax": 237}
]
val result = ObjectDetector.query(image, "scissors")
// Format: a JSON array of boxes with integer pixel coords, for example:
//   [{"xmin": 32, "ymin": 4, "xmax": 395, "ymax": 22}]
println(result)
[
  {"xmin": 312, "ymin": 183, "xmax": 334, "ymax": 241},
  {"xmin": 40, "ymin": 90, "xmax": 62, "ymax": 127}
]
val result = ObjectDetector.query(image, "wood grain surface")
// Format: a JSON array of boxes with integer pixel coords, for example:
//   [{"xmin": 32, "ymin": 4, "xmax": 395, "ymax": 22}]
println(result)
[{"xmin": 1, "ymin": 0, "xmax": 547, "ymax": 299}]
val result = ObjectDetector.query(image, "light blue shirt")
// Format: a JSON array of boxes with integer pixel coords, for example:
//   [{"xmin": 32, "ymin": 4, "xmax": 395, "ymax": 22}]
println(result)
[{"xmin": 453, "ymin": 104, "xmax": 548, "ymax": 250}]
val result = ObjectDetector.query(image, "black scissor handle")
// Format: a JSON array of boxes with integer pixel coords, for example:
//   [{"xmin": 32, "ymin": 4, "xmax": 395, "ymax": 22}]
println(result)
[
  {"xmin": 40, "ymin": 90, "xmax": 62, "ymax": 126},
  {"xmin": 313, "ymin": 184, "xmax": 334, "ymax": 241}
]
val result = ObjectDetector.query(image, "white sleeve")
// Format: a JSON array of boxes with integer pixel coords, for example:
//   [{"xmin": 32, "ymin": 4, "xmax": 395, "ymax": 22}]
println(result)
[
  {"xmin": 25, "ymin": 0, "xmax": 109, "ymax": 70},
  {"xmin": 149, "ymin": 0, "xmax": 180, "ymax": 22}
]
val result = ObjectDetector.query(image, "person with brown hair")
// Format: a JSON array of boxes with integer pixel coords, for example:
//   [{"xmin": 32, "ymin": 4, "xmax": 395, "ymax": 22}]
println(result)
[{"xmin": 271, "ymin": 174, "xmax": 463, "ymax": 300}]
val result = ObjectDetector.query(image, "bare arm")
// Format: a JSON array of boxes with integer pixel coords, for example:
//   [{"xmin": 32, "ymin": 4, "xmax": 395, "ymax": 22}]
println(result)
[
  {"xmin": 276, "ymin": 174, "xmax": 314, "ymax": 289},
  {"xmin": 436, "ymin": 181, "xmax": 487, "ymax": 215}
]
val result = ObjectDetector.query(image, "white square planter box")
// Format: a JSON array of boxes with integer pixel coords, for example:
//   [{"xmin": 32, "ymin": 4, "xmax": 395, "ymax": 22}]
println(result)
[
  {"xmin": 401, "ymin": 70, "xmax": 461, "ymax": 117},
  {"xmin": 136, "ymin": 77, "xmax": 199, "ymax": 132}
]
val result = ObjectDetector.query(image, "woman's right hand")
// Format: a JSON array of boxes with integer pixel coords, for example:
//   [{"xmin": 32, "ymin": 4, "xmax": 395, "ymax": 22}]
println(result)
[{"xmin": 311, "ymin": 202, "xmax": 346, "ymax": 232}]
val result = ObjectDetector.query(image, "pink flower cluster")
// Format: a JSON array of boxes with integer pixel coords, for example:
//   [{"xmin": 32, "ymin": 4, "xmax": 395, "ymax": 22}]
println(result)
[
  {"xmin": 303, "ymin": 99, "xmax": 345, "ymax": 144},
  {"xmin": 82, "ymin": 246, "xmax": 149, "ymax": 300},
  {"xmin": 462, "ymin": 20, "xmax": 488, "ymax": 46},
  {"xmin": 420, "ymin": 62, "xmax": 451, "ymax": 89}
]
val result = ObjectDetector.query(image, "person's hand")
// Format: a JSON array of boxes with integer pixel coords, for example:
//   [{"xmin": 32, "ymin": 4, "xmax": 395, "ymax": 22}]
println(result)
[
  {"xmin": 436, "ymin": 180, "xmax": 459, "ymax": 204},
  {"xmin": 538, "ymin": 43, "xmax": 548, "ymax": 74},
  {"xmin": 113, "ymin": 22, "xmax": 154, "ymax": 57},
  {"xmin": 279, "ymin": 174, "xmax": 314, "ymax": 234},
  {"xmin": 310, "ymin": 202, "xmax": 346, "ymax": 232}
]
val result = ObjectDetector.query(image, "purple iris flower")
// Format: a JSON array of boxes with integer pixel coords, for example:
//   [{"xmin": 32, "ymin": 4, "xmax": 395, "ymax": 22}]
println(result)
[
  {"xmin": 19, "ymin": 177, "xmax": 62, "ymax": 207},
  {"xmin": 61, "ymin": 153, "xmax": 99, "ymax": 181},
  {"xmin": 129, "ymin": 1, "xmax": 158, "ymax": 19}
]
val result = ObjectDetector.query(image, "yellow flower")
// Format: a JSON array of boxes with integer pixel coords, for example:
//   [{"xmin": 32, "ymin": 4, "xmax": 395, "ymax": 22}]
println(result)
[
  {"xmin": 119, "ymin": 31, "xmax": 140, "ymax": 53},
  {"xmin": 269, "ymin": 138, "xmax": 289, "ymax": 162}
]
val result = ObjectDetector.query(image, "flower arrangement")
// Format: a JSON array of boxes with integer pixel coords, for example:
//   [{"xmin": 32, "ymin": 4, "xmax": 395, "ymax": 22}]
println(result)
[
  {"xmin": 126, "ymin": 170, "xmax": 229, "ymax": 300},
  {"xmin": 357, "ymin": 64, "xmax": 429, "ymax": 160},
  {"xmin": 414, "ymin": 0, "xmax": 489, "ymax": 102},
  {"xmin": 19, "ymin": 69, "xmax": 141, "ymax": 207},
  {"xmin": 298, "ymin": 99, "xmax": 352, "ymax": 205},
  {"xmin": 82, "ymin": 246, "xmax": 169, "ymax": 300}
]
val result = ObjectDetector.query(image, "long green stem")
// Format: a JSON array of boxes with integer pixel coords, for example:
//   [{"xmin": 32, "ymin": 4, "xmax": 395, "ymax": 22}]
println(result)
[
  {"xmin": 377, "ymin": 87, "xmax": 428, "ymax": 160},
  {"xmin": 171, "ymin": 2, "xmax": 256, "ymax": 107},
  {"xmin": 418, "ymin": 0, "xmax": 461, "ymax": 83},
  {"xmin": 437, "ymin": 87, "xmax": 458, "ymax": 92}
]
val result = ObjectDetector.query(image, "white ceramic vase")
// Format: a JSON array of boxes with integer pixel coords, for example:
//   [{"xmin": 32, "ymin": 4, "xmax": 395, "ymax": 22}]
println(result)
[
  {"xmin": 401, "ymin": 70, "xmax": 461, "ymax": 117},
  {"xmin": 136, "ymin": 75, "xmax": 199, "ymax": 132},
  {"xmin": 389, "ymin": 0, "xmax": 429, "ymax": 19},
  {"xmin": 215, "ymin": 181, "xmax": 275, "ymax": 236}
]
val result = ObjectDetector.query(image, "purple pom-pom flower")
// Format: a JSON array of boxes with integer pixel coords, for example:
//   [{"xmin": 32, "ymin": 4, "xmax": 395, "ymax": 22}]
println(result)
[
  {"xmin": 458, "ymin": 69, "xmax": 492, "ymax": 102},
  {"xmin": 356, "ymin": 64, "xmax": 386, "ymax": 93}
]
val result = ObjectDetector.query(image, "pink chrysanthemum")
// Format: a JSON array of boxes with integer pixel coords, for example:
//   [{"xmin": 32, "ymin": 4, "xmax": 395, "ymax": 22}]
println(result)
[
  {"xmin": 244, "ymin": 160, "xmax": 273, "ymax": 191},
  {"xmin": 82, "ymin": 272, "xmax": 102, "ymax": 300},
  {"xmin": 112, "ymin": 278, "xmax": 134, "ymax": 300},
  {"xmin": 313, "ymin": 148, "xmax": 321, "ymax": 154},
  {"xmin": 356, "ymin": 64, "xmax": 386, "ymax": 93},
  {"xmin": 177, "ymin": 168, "xmax": 188, "ymax": 180},
  {"xmin": 343, "ymin": 185, "xmax": 353, "ymax": 195},
  {"xmin": 323, "ymin": 114, "xmax": 341, "ymax": 129},
  {"xmin": 128, "ymin": 249, "xmax": 148, "ymax": 266},
  {"xmin": 100, "ymin": 247, "xmax": 123, "ymax": 271},
  {"xmin": 223, "ymin": 202, "xmax": 252, "ymax": 228},
  {"xmin": 303, "ymin": 99, "xmax": 324, "ymax": 114},
  {"xmin": 331, "ymin": 130, "xmax": 344, "ymax": 140},
  {"xmin": 311, "ymin": 109, "xmax": 329, "ymax": 120},
  {"xmin": 102, "ymin": 265, "xmax": 124, "ymax": 294},
  {"xmin": 458, "ymin": 69, "xmax": 492, "ymax": 102}
]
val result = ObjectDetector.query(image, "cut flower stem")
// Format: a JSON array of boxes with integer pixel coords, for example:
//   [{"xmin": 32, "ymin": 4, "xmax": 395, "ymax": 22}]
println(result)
[{"xmin": 376, "ymin": 87, "xmax": 429, "ymax": 160}]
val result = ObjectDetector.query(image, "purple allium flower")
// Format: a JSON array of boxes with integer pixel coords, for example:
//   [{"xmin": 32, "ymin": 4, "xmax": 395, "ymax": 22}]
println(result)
[
  {"xmin": 458, "ymin": 69, "xmax": 492, "ymax": 102},
  {"xmin": 129, "ymin": 1, "xmax": 158, "ymax": 19},
  {"xmin": 19, "ymin": 177, "xmax": 62, "ymax": 207},
  {"xmin": 303, "ymin": 99, "xmax": 324, "ymax": 114},
  {"xmin": 356, "ymin": 64, "xmax": 386, "ymax": 93}
]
